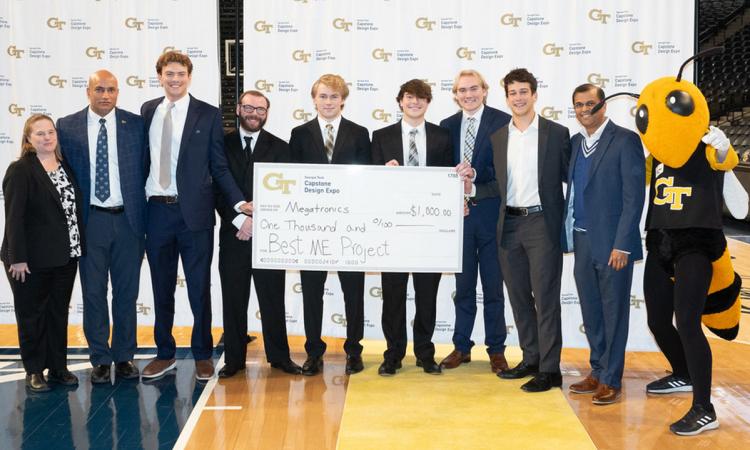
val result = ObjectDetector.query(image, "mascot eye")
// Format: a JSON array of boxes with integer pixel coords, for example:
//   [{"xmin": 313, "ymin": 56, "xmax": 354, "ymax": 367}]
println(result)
[
  {"xmin": 665, "ymin": 90, "xmax": 694, "ymax": 116},
  {"xmin": 636, "ymin": 104, "xmax": 648, "ymax": 134}
]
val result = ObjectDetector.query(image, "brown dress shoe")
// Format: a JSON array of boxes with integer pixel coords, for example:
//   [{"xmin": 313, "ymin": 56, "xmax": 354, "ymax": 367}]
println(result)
[
  {"xmin": 592, "ymin": 383, "xmax": 621, "ymax": 405},
  {"xmin": 489, "ymin": 353, "xmax": 509, "ymax": 373},
  {"xmin": 195, "ymin": 359, "xmax": 215, "ymax": 381},
  {"xmin": 569, "ymin": 373, "xmax": 599, "ymax": 394},
  {"xmin": 439, "ymin": 350, "xmax": 470, "ymax": 369},
  {"xmin": 141, "ymin": 358, "xmax": 177, "ymax": 379}
]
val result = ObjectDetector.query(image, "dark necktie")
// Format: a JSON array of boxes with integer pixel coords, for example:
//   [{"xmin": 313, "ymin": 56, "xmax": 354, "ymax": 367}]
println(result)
[
  {"xmin": 243, "ymin": 136, "xmax": 253, "ymax": 163},
  {"xmin": 324, "ymin": 124, "xmax": 334, "ymax": 162},
  {"xmin": 94, "ymin": 118, "xmax": 110, "ymax": 202}
]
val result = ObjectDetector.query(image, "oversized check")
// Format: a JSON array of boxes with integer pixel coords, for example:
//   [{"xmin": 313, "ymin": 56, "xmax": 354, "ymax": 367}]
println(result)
[{"xmin": 252, "ymin": 163, "xmax": 464, "ymax": 272}]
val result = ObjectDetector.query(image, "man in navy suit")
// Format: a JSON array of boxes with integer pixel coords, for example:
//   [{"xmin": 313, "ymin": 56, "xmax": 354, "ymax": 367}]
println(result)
[
  {"xmin": 57, "ymin": 70, "xmax": 146, "ymax": 384},
  {"xmin": 563, "ymin": 83, "xmax": 645, "ymax": 404},
  {"xmin": 139, "ymin": 51, "xmax": 248, "ymax": 381},
  {"xmin": 439, "ymin": 70, "xmax": 511, "ymax": 373}
]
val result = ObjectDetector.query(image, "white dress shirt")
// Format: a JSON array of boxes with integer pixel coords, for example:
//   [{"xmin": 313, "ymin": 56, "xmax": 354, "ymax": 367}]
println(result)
[
  {"xmin": 580, "ymin": 117, "xmax": 610, "ymax": 148},
  {"xmin": 401, "ymin": 121, "xmax": 427, "ymax": 167},
  {"xmin": 145, "ymin": 94, "xmax": 190, "ymax": 198},
  {"xmin": 506, "ymin": 113, "xmax": 541, "ymax": 207},
  {"xmin": 87, "ymin": 107, "xmax": 122, "ymax": 207},
  {"xmin": 317, "ymin": 114, "xmax": 342, "ymax": 149}
]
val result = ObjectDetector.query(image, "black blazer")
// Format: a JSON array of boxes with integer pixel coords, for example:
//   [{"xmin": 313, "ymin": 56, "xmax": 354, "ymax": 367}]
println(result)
[
  {"xmin": 371, "ymin": 120, "xmax": 453, "ymax": 168},
  {"xmin": 2, "ymin": 153, "xmax": 85, "ymax": 268},
  {"xmin": 481, "ymin": 115, "xmax": 571, "ymax": 244},
  {"xmin": 215, "ymin": 129, "xmax": 291, "ymax": 244},
  {"xmin": 289, "ymin": 116, "xmax": 371, "ymax": 165}
]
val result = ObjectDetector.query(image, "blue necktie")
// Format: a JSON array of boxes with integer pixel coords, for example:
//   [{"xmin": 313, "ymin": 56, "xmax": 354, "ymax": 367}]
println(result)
[{"xmin": 94, "ymin": 118, "xmax": 110, "ymax": 202}]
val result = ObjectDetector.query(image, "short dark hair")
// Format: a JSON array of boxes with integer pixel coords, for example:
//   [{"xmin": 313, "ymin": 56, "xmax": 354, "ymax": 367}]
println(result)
[
  {"xmin": 502, "ymin": 68, "xmax": 537, "ymax": 97},
  {"xmin": 396, "ymin": 79, "xmax": 433, "ymax": 104},
  {"xmin": 156, "ymin": 51, "xmax": 193, "ymax": 75},
  {"xmin": 571, "ymin": 83, "xmax": 605, "ymax": 104},
  {"xmin": 238, "ymin": 90, "xmax": 270, "ymax": 109}
]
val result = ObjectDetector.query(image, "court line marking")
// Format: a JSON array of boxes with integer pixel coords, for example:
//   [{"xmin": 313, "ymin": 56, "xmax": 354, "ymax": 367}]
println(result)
[{"xmin": 173, "ymin": 353, "xmax": 225, "ymax": 450}]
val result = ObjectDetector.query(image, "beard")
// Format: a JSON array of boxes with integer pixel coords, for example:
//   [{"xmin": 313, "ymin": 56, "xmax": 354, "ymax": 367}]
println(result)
[{"xmin": 239, "ymin": 114, "xmax": 266, "ymax": 132}]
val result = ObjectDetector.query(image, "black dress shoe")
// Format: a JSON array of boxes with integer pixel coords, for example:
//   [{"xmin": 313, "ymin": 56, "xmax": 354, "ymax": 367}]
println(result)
[
  {"xmin": 218, "ymin": 364, "xmax": 246, "ymax": 378},
  {"xmin": 498, "ymin": 361, "xmax": 539, "ymax": 380},
  {"xmin": 26, "ymin": 373, "xmax": 51, "ymax": 392},
  {"xmin": 91, "ymin": 365, "xmax": 112, "ymax": 384},
  {"xmin": 377, "ymin": 360, "xmax": 402, "ymax": 377},
  {"xmin": 416, "ymin": 358, "xmax": 443, "ymax": 375},
  {"xmin": 270, "ymin": 360, "xmax": 302, "ymax": 375},
  {"xmin": 345, "ymin": 355, "xmax": 364, "ymax": 375},
  {"xmin": 47, "ymin": 369, "xmax": 79, "ymax": 386},
  {"xmin": 521, "ymin": 372, "xmax": 563, "ymax": 392},
  {"xmin": 301, "ymin": 356, "xmax": 324, "ymax": 376},
  {"xmin": 115, "ymin": 361, "xmax": 139, "ymax": 380}
]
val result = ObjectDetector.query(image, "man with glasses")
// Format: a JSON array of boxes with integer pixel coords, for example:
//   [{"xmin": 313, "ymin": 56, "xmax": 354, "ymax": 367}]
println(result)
[{"xmin": 215, "ymin": 90, "xmax": 302, "ymax": 378}]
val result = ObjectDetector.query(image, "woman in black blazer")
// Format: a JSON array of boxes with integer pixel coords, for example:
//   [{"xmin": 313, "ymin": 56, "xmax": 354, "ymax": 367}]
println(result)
[{"xmin": 2, "ymin": 114, "xmax": 84, "ymax": 392}]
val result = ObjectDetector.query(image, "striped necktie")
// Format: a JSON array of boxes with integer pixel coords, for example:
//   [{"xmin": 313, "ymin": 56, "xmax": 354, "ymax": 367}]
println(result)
[
  {"xmin": 408, "ymin": 128, "xmax": 419, "ymax": 166},
  {"xmin": 324, "ymin": 123, "xmax": 334, "ymax": 162},
  {"xmin": 464, "ymin": 117, "xmax": 476, "ymax": 164}
]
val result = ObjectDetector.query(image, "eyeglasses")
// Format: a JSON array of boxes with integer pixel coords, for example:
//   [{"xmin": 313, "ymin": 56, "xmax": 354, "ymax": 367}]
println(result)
[
  {"xmin": 239, "ymin": 105, "xmax": 268, "ymax": 114},
  {"xmin": 573, "ymin": 101, "xmax": 598, "ymax": 110}
]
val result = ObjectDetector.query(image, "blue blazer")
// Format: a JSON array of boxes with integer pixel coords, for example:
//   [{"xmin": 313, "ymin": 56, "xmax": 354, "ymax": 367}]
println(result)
[
  {"xmin": 57, "ymin": 107, "xmax": 147, "ymax": 236},
  {"xmin": 563, "ymin": 120, "xmax": 646, "ymax": 264},
  {"xmin": 141, "ymin": 95, "xmax": 244, "ymax": 231}
]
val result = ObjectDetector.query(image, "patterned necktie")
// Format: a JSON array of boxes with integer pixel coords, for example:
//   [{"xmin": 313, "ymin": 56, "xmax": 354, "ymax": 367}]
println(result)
[
  {"xmin": 464, "ymin": 117, "xmax": 476, "ymax": 164},
  {"xmin": 408, "ymin": 128, "xmax": 419, "ymax": 166},
  {"xmin": 94, "ymin": 118, "xmax": 110, "ymax": 202},
  {"xmin": 159, "ymin": 102, "xmax": 175, "ymax": 189},
  {"xmin": 243, "ymin": 136, "xmax": 253, "ymax": 163},
  {"xmin": 324, "ymin": 123, "xmax": 334, "ymax": 162}
]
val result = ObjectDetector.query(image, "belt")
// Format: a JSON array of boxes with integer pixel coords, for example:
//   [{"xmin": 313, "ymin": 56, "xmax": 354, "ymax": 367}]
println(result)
[
  {"xmin": 91, "ymin": 205, "xmax": 124, "ymax": 214},
  {"xmin": 149, "ymin": 195, "xmax": 179, "ymax": 204},
  {"xmin": 506, "ymin": 205, "xmax": 543, "ymax": 216}
]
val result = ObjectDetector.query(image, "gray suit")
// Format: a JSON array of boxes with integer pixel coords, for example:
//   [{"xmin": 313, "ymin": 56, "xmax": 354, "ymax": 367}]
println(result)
[{"xmin": 480, "ymin": 115, "xmax": 571, "ymax": 373}]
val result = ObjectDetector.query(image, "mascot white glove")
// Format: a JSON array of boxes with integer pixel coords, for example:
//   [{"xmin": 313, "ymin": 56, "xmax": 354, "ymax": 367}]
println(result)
[{"xmin": 701, "ymin": 125, "xmax": 731, "ymax": 161}]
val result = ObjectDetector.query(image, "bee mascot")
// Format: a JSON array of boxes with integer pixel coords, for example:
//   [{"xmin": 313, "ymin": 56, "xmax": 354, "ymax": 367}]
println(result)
[{"xmin": 602, "ymin": 48, "xmax": 745, "ymax": 436}]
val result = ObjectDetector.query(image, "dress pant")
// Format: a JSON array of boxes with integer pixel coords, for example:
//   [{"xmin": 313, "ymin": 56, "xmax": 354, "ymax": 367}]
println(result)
[
  {"xmin": 146, "ymin": 201, "xmax": 214, "ymax": 361},
  {"xmin": 6, "ymin": 258, "xmax": 78, "ymax": 373},
  {"xmin": 454, "ymin": 199, "xmax": 506, "ymax": 354},
  {"xmin": 381, "ymin": 272, "xmax": 442, "ymax": 362},
  {"xmin": 573, "ymin": 230, "xmax": 633, "ymax": 388},
  {"xmin": 300, "ymin": 270, "xmax": 364, "ymax": 357},
  {"xmin": 498, "ymin": 213, "xmax": 563, "ymax": 373},
  {"xmin": 80, "ymin": 207, "xmax": 144, "ymax": 366},
  {"xmin": 219, "ymin": 239, "xmax": 291, "ymax": 366}
]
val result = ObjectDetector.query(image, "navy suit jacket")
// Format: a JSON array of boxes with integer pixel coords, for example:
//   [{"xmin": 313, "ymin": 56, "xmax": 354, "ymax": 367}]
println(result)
[
  {"xmin": 563, "ymin": 120, "xmax": 646, "ymax": 264},
  {"xmin": 57, "ymin": 106, "xmax": 147, "ymax": 236},
  {"xmin": 141, "ymin": 95, "xmax": 244, "ymax": 231}
]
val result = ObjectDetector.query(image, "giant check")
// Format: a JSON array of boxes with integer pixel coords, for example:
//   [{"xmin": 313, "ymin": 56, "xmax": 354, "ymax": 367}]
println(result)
[{"xmin": 252, "ymin": 163, "xmax": 464, "ymax": 272}]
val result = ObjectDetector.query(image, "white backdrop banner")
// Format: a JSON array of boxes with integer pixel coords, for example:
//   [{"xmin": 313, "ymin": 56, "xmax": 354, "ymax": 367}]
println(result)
[
  {"xmin": 0, "ymin": 1, "xmax": 220, "ymax": 329},
  {"xmin": 244, "ymin": 0, "xmax": 696, "ymax": 351}
]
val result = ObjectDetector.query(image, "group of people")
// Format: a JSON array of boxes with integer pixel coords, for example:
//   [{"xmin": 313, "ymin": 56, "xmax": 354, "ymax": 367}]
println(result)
[{"xmin": 2, "ymin": 51, "xmax": 722, "ymax": 435}]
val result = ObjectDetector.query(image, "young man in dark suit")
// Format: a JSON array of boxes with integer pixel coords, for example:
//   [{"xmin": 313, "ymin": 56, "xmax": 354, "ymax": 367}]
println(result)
[
  {"xmin": 216, "ymin": 90, "xmax": 302, "ymax": 378},
  {"xmin": 371, "ymin": 79, "xmax": 454, "ymax": 376},
  {"xmin": 57, "ymin": 70, "xmax": 146, "ymax": 384},
  {"xmin": 289, "ymin": 74, "xmax": 371, "ymax": 376},
  {"xmin": 439, "ymin": 69, "xmax": 511, "ymax": 374},
  {"xmin": 140, "ymin": 51, "xmax": 249, "ymax": 381}
]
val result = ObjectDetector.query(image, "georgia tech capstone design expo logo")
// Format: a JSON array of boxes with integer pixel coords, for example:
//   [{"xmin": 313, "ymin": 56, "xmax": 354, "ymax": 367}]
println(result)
[
  {"xmin": 125, "ymin": 17, "xmax": 144, "ymax": 30},
  {"xmin": 415, "ymin": 17, "xmax": 435, "ymax": 30},
  {"xmin": 587, "ymin": 73, "xmax": 610, "ymax": 88},
  {"xmin": 8, "ymin": 104, "xmax": 25, "ymax": 116},
  {"xmin": 126, "ymin": 76, "xmax": 146, "ymax": 88},
  {"xmin": 543, "ymin": 43, "xmax": 563, "ymax": 57},
  {"xmin": 500, "ymin": 13, "xmax": 522, "ymax": 27},
  {"xmin": 372, "ymin": 109, "xmax": 391, "ymax": 123},
  {"xmin": 46, "ymin": 17, "xmax": 66, "ymax": 30},
  {"xmin": 255, "ymin": 20, "xmax": 273, "ymax": 33},
  {"xmin": 588, "ymin": 9, "xmax": 611, "ymax": 24},
  {"xmin": 372, "ymin": 48, "xmax": 392, "ymax": 62},
  {"xmin": 48, "ymin": 75, "xmax": 67, "ymax": 88},
  {"xmin": 292, "ymin": 50, "xmax": 311, "ymax": 62},
  {"xmin": 632, "ymin": 41, "xmax": 652, "ymax": 55},
  {"xmin": 7, "ymin": 45, "xmax": 24, "ymax": 58},
  {"xmin": 255, "ymin": 80, "xmax": 274, "ymax": 92},
  {"xmin": 333, "ymin": 18, "xmax": 352, "ymax": 31},
  {"xmin": 331, "ymin": 313, "xmax": 347, "ymax": 326},
  {"xmin": 85, "ymin": 47, "xmax": 105, "ymax": 59},
  {"xmin": 541, "ymin": 106, "xmax": 562, "ymax": 121},
  {"xmin": 292, "ymin": 109, "xmax": 313, "ymax": 122},
  {"xmin": 263, "ymin": 172, "xmax": 296, "ymax": 194},
  {"xmin": 456, "ymin": 47, "xmax": 476, "ymax": 60}
]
